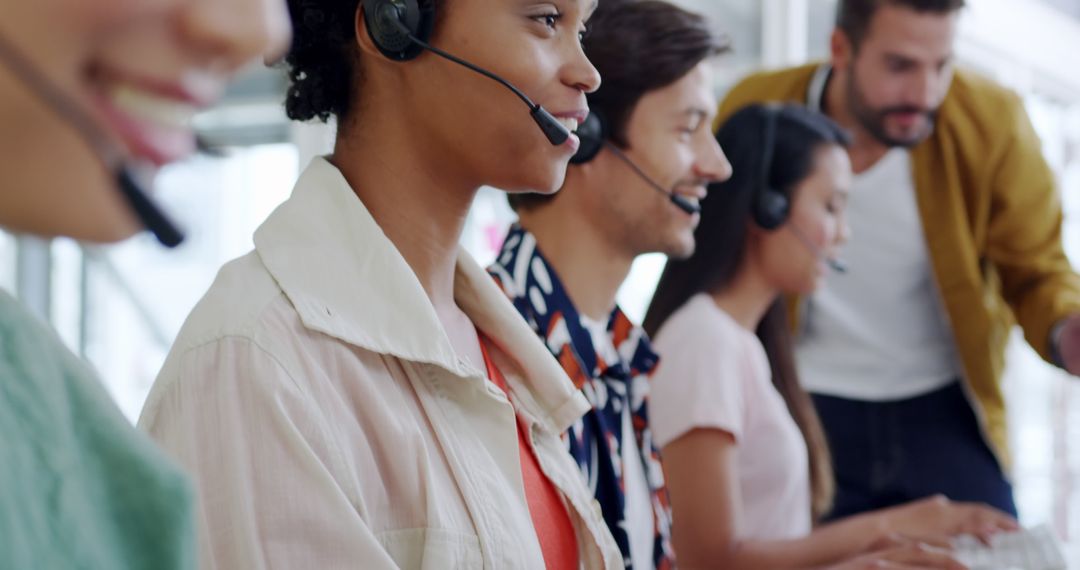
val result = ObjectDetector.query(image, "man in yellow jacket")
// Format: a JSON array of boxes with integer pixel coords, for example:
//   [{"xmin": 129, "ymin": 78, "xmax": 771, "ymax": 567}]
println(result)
[{"xmin": 717, "ymin": 0, "xmax": 1080, "ymax": 520}]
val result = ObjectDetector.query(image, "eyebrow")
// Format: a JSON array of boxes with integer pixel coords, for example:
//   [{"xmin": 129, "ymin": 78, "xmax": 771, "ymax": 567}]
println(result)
[
  {"xmin": 884, "ymin": 52, "xmax": 916, "ymax": 62},
  {"xmin": 884, "ymin": 51, "xmax": 952, "ymax": 67}
]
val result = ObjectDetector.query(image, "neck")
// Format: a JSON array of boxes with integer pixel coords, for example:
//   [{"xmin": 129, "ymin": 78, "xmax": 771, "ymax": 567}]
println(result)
[
  {"xmin": 709, "ymin": 261, "xmax": 779, "ymax": 332},
  {"xmin": 330, "ymin": 114, "xmax": 478, "ymax": 311},
  {"xmin": 823, "ymin": 66, "xmax": 891, "ymax": 174},
  {"xmin": 518, "ymin": 204, "xmax": 635, "ymax": 322}
]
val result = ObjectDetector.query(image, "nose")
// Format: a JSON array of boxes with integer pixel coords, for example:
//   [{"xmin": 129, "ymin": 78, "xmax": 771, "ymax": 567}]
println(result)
[
  {"xmin": 178, "ymin": 0, "xmax": 292, "ymax": 72},
  {"xmin": 836, "ymin": 214, "xmax": 852, "ymax": 247},
  {"xmin": 905, "ymin": 67, "xmax": 941, "ymax": 111},
  {"xmin": 694, "ymin": 135, "xmax": 733, "ymax": 183},
  {"xmin": 563, "ymin": 35, "xmax": 601, "ymax": 95}
]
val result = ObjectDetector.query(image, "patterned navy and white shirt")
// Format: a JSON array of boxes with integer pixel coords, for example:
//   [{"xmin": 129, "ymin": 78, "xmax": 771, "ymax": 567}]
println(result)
[{"xmin": 488, "ymin": 224, "xmax": 673, "ymax": 570}]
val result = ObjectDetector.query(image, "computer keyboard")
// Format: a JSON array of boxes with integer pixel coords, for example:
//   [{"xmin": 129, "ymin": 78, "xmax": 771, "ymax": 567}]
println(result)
[{"xmin": 952, "ymin": 523, "xmax": 1068, "ymax": 569}]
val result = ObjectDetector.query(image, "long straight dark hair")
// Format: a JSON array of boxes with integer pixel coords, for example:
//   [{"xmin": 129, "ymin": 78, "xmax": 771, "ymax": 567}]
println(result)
[{"xmin": 644, "ymin": 103, "xmax": 851, "ymax": 521}]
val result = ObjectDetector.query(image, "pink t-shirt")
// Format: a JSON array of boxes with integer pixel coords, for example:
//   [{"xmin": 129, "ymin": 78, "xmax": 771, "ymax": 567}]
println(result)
[{"xmin": 650, "ymin": 293, "xmax": 812, "ymax": 540}]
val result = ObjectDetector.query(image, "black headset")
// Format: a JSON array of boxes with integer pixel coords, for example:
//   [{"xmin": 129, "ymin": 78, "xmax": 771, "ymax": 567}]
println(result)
[
  {"xmin": 359, "ymin": 0, "xmax": 570, "ymax": 145},
  {"xmin": 570, "ymin": 110, "xmax": 606, "ymax": 165},
  {"xmin": 567, "ymin": 109, "xmax": 700, "ymax": 215},
  {"xmin": 752, "ymin": 104, "xmax": 791, "ymax": 231},
  {"xmin": 361, "ymin": 0, "xmax": 435, "ymax": 61}
]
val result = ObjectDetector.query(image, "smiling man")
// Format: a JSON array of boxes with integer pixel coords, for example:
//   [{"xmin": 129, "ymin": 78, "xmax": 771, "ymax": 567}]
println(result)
[
  {"xmin": 488, "ymin": 2, "xmax": 731, "ymax": 568},
  {"xmin": 717, "ymin": 0, "xmax": 1080, "ymax": 520}
]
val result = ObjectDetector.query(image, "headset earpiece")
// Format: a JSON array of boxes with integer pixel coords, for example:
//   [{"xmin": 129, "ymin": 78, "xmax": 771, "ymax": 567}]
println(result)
[
  {"xmin": 570, "ymin": 111, "xmax": 607, "ymax": 165},
  {"xmin": 358, "ymin": 0, "xmax": 568, "ymax": 145},
  {"xmin": 753, "ymin": 188, "xmax": 790, "ymax": 230},
  {"xmin": 752, "ymin": 104, "xmax": 790, "ymax": 230},
  {"xmin": 361, "ymin": 0, "xmax": 434, "ymax": 61}
]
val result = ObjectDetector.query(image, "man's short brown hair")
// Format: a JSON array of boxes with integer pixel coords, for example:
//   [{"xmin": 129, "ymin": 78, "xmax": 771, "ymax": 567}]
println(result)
[
  {"xmin": 836, "ymin": 0, "xmax": 966, "ymax": 48},
  {"xmin": 508, "ymin": 0, "xmax": 728, "ymax": 212}
]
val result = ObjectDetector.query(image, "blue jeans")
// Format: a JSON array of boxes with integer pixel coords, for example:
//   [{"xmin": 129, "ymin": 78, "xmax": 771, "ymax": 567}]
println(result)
[{"xmin": 812, "ymin": 381, "xmax": 1018, "ymax": 520}]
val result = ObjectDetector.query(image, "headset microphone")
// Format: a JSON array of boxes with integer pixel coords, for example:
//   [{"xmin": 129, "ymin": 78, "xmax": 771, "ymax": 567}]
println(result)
[
  {"xmin": 570, "ymin": 111, "xmax": 700, "ymax": 215},
  {"xmin": 603, "ymin": 143, "xmax": 700, "ymax": 215},
  {"xmin": 827, "ymin": 255, "xmax": 849, "ymax": 274},
  {"xmin": 753, "ymin": 104, "xmax": 845, "ymax": 274},
  {"xmin": 0, "ymin": 30, "xmax": 185, "ymax": 248},
  {"xmin": 116, "ymin": 168, "xmax": 185, "ymax": 247},
  {"xmin": 368, "ymin": 0, "xmax": 570, "ymax": 146},
  {"xmin": 789, "ymin": 224, "xmax": 847, "ymax": 273}
]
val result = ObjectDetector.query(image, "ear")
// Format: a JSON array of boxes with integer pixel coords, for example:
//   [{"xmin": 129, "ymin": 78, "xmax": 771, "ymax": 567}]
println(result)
[
  {"xmin": 830, "ymin": 28, "xmax": 852, "ymax": 71},
  {"xmin": 354, "ymin": 2, "xmax": 384, "ymax": 59}
]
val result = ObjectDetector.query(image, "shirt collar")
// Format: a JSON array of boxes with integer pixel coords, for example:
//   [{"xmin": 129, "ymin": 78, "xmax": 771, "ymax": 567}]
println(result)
[
  {"xmin": 807, "ymin": 63, "xmax": 832, "ymax": 112},
  {"xmin": 488, "ymin": 224, "xmax": 660, "ymax": 386},
  {"xmin": 254, "ymin": 158, "xmax": 589, "ymax": 432}
]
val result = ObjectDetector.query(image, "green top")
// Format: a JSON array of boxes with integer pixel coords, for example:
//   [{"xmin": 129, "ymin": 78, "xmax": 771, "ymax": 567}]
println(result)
[{"xmin": 0, "ymin": 291, "xmax": 194, "ymax": 569}]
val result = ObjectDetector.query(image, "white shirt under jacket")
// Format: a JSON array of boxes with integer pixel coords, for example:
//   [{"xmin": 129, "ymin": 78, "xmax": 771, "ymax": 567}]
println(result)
[{"xmin": 138, "ymin": 157, "xmax": 621, "ymax": 570}]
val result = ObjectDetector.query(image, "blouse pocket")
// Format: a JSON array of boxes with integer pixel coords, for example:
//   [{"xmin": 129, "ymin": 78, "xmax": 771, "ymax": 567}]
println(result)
[{"xmin": 376, "ymin": 527, "xmax": 483, "ymax": 570}]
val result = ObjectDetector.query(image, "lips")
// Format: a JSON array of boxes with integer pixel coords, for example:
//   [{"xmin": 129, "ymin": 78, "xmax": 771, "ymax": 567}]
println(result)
[
  {"xmin": 884, "ymin": 109, "xmax": 930, "ymax": 128},
  {"xmin": 552, "ymin": 116, "xmax": 580, "ymax": 151},
  {"xmin": 890, "ymin": 112, "xmax": 923, "ymax": 124},
  {"xmin": 551, "ymin": 108, "xmax": 588, "ymax": 151},
  {"xmin": 86, "ymin": 69, "xmax": 220, "ymax": 166}
]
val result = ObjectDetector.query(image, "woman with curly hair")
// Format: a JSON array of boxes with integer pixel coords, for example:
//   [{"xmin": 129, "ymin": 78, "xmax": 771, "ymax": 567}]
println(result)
[{"xmin": 138, "ymin": 0, "xmax": 616, "ymax": 568}]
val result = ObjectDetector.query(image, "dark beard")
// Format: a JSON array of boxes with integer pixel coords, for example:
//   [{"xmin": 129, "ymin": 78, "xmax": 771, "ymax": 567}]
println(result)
[{"xmin": 846, "ymin": 68, "xmax": 938, "ymax": 148}]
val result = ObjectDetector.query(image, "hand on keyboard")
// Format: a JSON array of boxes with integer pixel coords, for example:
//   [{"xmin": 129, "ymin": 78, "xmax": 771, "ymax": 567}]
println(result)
[
  {"xmin": 883, "ymin": 495, "xmax": 1020, "ymax": 546},
  {"xmin": 826, "ymin": 541, "xmax": 967, "ymax": 570},
  {"xmin": 951, "ymin": 524, "xmax": 1067, "ymax": 570},
  {"xmin": 826, "ymin": 541, "xmax": 967, "ymax": 569}
]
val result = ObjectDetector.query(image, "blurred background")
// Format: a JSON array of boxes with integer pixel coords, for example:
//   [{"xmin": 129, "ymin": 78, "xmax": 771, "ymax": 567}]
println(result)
[{"xmin": 8, "ymin": 0, "xmax": 1080, "ymax": 554}]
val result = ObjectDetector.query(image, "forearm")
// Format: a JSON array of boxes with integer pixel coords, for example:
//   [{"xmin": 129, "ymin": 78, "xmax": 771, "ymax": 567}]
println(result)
[{"xmin": 675, "ymin": 516, "xmax": 883, "ymax": 570}]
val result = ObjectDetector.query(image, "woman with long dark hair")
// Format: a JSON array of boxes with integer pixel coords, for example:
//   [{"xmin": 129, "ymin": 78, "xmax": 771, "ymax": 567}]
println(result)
[{"xmin": 643, "ymin": 103, "xmax": 1016, "ymax": 569}]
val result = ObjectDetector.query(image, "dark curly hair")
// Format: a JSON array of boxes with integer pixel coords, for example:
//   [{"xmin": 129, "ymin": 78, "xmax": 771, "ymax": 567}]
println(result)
[
  {"xmin": 283, "ymin": 0, "xmax": 363, "ymax": 122},
  {"xmin": 283, "ymin": 0, "xmax": 445, "ymax": 122}
]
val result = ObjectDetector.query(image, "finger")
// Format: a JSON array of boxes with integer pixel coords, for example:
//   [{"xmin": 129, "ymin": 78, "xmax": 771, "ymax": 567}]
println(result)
[
  {"xmin": 950, "ymin": 508, "xmax": 1012, "ymax": 541},
  {"xmin": 966, "ymin": 508, "xmax": 1019, "ymax": 544},
  {"xmin": 881, "ymin": 561, "xmax": 959, "ymax": 565},
  {"xmin": 877, "ymin": 532, "xmax": 954, "ymax": 550},
  {"xmin": 973, "ymin": 524, "xmax": 1014, "ymax": 547},
  {"xmin": 973, "ymin": 506, "xmax": 1020, "ymax": 529},
  {"xmin": 906, "ymin": 534, "xmax": 954, "ymax": 550},
  {"xmin": 869, "ymin": 532, "xmax": 911, "ymax": 551},
  {"xmin": 989, "ymin": 513, "xmax": 1020, "ymax": 531},
  {"xmin": 880, "ymin": 544, "xmax": 969, "ymax": 569}
]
